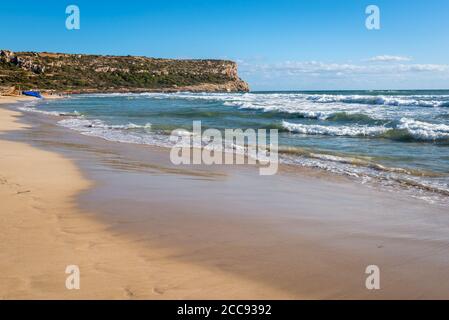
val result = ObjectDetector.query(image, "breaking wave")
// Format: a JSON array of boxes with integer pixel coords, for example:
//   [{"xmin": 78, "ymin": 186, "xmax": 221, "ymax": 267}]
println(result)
[
  {"xmin": 304, "ymin": 94, "xmax": 449, "ymax": 108},
  {"xmin": 56, "ymin": 118, "xmax": 163, "ymax": 147},
  {"xmin": 282, "ymin": 118, "xmax": 449, "ymax": 142},
  {"xmin": 282, "ymin": 121, "xmax": 388, "ymax": 137}
]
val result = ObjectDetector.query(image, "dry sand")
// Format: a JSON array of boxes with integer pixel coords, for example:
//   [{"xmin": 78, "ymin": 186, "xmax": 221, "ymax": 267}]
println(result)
[{"xmin": 0, "ymin": 96, "xmax": 290, "ymax": 299}]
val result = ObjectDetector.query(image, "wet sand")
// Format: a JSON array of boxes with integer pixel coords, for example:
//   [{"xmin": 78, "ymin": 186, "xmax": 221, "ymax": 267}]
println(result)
[
  {"xmin": 0, "ymin": 97, "xmax": 289, "ymax": 299},
  {"xmin": 2, "ymin": 96, "xmax": 449, "ymax": 299}
]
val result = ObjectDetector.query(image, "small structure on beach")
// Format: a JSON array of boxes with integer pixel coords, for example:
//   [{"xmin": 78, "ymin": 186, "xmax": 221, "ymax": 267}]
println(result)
[{"xmin": 22, "ymin": 90, "xmax": 42, "ymax": 98}]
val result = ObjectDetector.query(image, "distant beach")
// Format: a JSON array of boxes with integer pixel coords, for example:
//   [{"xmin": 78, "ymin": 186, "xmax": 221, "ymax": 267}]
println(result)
[{"xmin": 1, "ymin": 94, "xmax": 449, "ymax": 299}]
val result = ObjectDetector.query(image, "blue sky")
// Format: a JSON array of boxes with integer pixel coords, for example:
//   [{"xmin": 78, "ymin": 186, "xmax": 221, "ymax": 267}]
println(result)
[{"xmin": 1, "ymin": 0, "xmax": 448, "ymax": 90}]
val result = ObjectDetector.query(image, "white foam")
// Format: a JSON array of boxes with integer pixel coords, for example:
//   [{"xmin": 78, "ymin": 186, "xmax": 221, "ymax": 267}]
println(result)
[
  {"xmin": 398, "ymin": 118, "xmax": 449, "ymax": 140},
  {"xmin": 282, "ymin": 121, "xmax": 388, "ymax": 136},
  {"xmin": 304, "ymin": 94, "xmax": 449, "ymax": 108},
  {"xmin": 57, "ymin": 118, "xmax": 168, "ymax": 148},
  {"xmin": 58, "ymin": 118, "xmax": 151, "ymax": 131},
  {"xmin": 18, "ymin": 102, "xmax": 82, "ymax": 117},
  {"xmin": 281, "ymin": 118, "xmax": 449, "ymax": 141}
]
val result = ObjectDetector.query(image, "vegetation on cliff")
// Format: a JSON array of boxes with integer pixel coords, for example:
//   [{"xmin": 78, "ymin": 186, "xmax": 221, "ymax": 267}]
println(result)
[{"xmin": 0, "ymin": 50, "xmax": 249, "ymax": 93}]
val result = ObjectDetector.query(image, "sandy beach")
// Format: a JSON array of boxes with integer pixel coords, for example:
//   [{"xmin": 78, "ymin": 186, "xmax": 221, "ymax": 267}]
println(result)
[
  {"xmin": 1, "ymin": 96, "xmax": 449, "ymax": 299},
  {"xmin": 0, "ymin": 96, "xmax": 291, "ymax": 299}
]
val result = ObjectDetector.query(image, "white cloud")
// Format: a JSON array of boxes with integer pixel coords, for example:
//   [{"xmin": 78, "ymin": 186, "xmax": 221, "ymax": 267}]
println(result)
[
  {"xmin": 404, "ymin": 64, "xmax": 449, "ymax": 72},
  {"xmin": 367, "ymin": 55, "xmax": 412, "ymax": 62},
  {"xmin": 239, "ymin": 59, "xmax": 449, "ymax": 90},
  {"xmin": 240, "ymin": 61, "xmax": 449, "ymax": 76}
]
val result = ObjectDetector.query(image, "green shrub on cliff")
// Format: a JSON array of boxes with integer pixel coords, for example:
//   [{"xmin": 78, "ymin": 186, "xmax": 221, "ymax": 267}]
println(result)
[{"xmin": 0, "ymin": 50, "xmax": 249, "ymax": 92}]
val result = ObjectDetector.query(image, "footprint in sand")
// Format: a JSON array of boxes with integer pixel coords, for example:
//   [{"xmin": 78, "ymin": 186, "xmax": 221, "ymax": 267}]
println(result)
[
  {"xmin": 152, "ymin": 287, "xmax": 164, "ymax": 295},
  {"xmin": 124, "ymin": 287, "xmax": 135, "ymax": 298}
]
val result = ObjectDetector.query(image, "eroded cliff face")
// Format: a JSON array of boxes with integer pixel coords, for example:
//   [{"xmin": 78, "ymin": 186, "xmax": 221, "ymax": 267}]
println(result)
[{"xmin": 0, "ymin": 50, "xmax": 249, "ymax": 93}]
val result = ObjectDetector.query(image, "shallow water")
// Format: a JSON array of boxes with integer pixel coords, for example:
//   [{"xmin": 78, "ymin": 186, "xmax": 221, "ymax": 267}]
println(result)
[{"xmin": 19, "ymin": 90, "xmax": 449, "ymax": 204}]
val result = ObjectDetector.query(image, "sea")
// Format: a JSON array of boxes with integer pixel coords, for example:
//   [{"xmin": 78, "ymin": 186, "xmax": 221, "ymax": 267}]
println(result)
[{"xmin": 19, "ymin": 90, "xmax": 449, "ymax": 204}]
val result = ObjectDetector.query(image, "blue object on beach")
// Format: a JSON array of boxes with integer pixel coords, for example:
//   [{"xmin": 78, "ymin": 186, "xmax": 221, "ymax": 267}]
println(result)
[{"xmin": 22, "ymin": 91, "xmax": 42, "ymax": 98}]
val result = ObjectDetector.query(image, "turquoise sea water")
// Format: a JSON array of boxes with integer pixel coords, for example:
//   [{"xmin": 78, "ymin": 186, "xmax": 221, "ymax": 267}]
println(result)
[{"xmin": 20, "ymin": 90, "xmax": 449, "ymax": 203}]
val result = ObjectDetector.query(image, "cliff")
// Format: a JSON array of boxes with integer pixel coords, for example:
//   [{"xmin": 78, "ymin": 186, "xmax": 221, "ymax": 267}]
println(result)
[{"xmin": 0, "ymin": 50, "xmax": 249, "ymax": 93}]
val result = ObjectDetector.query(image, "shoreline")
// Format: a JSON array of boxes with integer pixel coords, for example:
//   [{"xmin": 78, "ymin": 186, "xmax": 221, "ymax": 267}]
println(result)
[
  {"xmin": 2, "ymin": 95, "xmax": 449, "ymax": 299},
  {"xmin": 0, "ymin": 97, "xmax": 290, "ymax": 299},
  {"xmin": 21, "ymin": 92, "xmax": 449, "ymax": 206}
]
